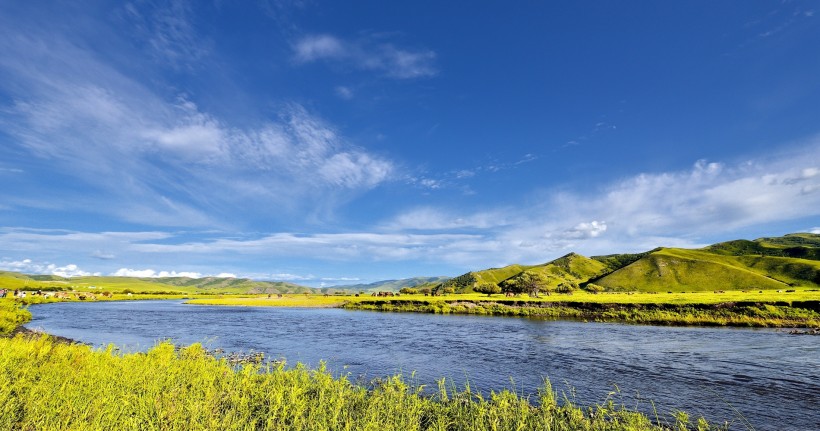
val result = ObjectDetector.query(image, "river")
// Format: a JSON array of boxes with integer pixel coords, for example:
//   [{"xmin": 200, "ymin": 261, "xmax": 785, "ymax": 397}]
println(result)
[{"xmin": 26, "ymin": 300, "xmax": 819, "ymax": 431}]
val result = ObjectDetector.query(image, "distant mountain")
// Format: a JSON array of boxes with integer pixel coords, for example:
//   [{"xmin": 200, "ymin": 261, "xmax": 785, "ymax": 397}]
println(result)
[{"xmin": 330, "ymin": 276, "xmax": 451, "ymax": 293}]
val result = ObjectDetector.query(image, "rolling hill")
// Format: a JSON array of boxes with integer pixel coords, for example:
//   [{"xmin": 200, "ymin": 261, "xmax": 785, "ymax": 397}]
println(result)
[{"xmin": 433, "ymin": 233, "xmax": 820, "ymax": 294}]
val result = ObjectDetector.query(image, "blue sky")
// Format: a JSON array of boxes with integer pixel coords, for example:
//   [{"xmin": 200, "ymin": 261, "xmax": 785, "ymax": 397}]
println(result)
[{"xmin": 1, "ymin": 1, "xmax": 819, "ymax": 286}]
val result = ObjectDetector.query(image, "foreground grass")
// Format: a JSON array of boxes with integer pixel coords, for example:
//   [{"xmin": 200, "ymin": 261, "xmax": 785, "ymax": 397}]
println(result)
[
  {"xmin": 0, "ymin": 299, "xmax": 31, "ymax": 335},
  {"xmin": 0, "ymin": 335, "xmax": 723, "ymax": 431}
]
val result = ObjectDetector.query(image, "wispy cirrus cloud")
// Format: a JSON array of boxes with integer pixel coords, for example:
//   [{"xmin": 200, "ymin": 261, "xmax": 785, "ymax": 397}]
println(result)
[
  {"xmin": 121, "ymin": 0, "xmax": 209, "ymax": 69},
  {"xmin": 292, "ymin": 34, "xmax": 437, "ymax": 79},
  {"xmin": 0, "ymin": 15, "xmax": 394, "ymax": 227}
]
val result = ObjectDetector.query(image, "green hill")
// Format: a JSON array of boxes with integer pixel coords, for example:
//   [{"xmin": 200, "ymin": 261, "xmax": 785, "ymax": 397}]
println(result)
[
  {"xmin": 441, "ymin": 253, "xmax": 609, "ymax": 294},
  {"xmin": 755, "ymin": 232, "xmax": 820, "ymax": 248},
  {"xmin": 705, "ymin": 236, "xmax": 820, "ymax": 260},
  {"xmin": 440, "ymin": 232, "xmax": 820, "ymax": 294},
  {"xmin": 501, "ymin": 253, "xmax": 609, "ymax": 291},
  {"xmin": 593, "ymin": 248, "xmax": 793, "ymax": 292},
  {"xmin": 439, "ymin": 264, "xmax": 533, "ymax": 293},
  {"xmin": 591, "ymin": 249, "xmax": 661, "ymax": 272}
]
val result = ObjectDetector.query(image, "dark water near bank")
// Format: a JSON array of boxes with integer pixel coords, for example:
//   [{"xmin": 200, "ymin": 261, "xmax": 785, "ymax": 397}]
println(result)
[{"xmin": 27, "ymin": 300, "xmax": 819, "ymax": 431}]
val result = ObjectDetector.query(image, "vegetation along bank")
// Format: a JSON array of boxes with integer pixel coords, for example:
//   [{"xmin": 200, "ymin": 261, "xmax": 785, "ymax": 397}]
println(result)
[
  {"xmin": 0, "ymin": 332, "xmax": 726, "ymax": 431},
  {"xmin": 343, "ymin": 298, "xmax": 820, "ymax": 328}
]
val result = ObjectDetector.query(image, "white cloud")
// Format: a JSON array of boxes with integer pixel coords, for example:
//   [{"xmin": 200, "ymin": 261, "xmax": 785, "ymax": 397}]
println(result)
[
  {"xmin": 292, "ymin": 34, "xmax": 437, "ymax": 79},
  {"xmin": 563, "ymin": 221, "xmax": 607, "ymax": 239},
  {"xmin": 293, "ymin": 34, "xmax": 346, "ymax": 62},
  {"xmin": 810, "ymin": 227, "xmax": 820, "ymax": 234},
  {"xmin": 0, "ymin": 259, "xmax": 100, "ymax": 277}
]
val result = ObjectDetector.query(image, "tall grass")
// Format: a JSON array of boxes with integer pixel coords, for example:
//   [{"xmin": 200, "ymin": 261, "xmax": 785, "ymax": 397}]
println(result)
[
  {"xmin": 0, "ymin": 335, "xmax": 724, "ymax": 431},
  {"xmin": 0, "ymin": 299, "xmax": 32, "ymax": 335}
]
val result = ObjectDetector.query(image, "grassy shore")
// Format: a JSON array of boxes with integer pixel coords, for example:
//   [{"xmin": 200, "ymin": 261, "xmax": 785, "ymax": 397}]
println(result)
[
  {"xmin": 0, "ymin": 333, "xmax": 725, "ymax": 431},
  {"xmin": 186, "ymin": 290, "xmax": 820, "ymax": 328},
  {"xmin": 0, "ymin": 299, "xmax": 32, "ymax": 335}
]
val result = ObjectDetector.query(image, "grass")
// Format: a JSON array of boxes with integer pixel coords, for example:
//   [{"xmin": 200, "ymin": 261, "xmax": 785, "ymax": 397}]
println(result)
[
  {"xmin": 0, "ymin": 334, "xmax": 725, "ymax": 431},
  {"xmin": 0, "ymin": 299, "xmax": 32, "ymax": 335},
  {"xmin": 595, "ymin": 248, "xmax": 820, "ymax": 292}
]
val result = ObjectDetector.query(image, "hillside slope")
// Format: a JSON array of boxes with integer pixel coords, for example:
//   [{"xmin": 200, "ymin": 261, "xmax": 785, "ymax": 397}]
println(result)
[
  {"xmin": 501, "ymin": 253, "xmax": 609, "ymax": 291},
  {"xmin": 594, "ymin": 247, "xmax": 820, "ymax": 292}
]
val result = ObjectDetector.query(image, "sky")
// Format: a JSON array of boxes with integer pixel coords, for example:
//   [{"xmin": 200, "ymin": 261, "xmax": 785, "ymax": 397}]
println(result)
[{"xmin": 1, "ymin": 1, "xmax": 819, "ymax": 286}]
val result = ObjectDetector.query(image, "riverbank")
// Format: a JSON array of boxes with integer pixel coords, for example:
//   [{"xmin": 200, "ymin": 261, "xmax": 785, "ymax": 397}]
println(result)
[
  {"xmin": 0, "ymin": 298, "xmax": 32, "ymax": 334},
  {"xmin": 182, "ymin": 291, "xmax": 820, "ymax": 328},
  {"xmin": 0, "ymin": 334, "xmax": 726, "ymax": 431},
  {"xmin": 344, "ymin": 299, "xmax": 820, "ymax": 328}
]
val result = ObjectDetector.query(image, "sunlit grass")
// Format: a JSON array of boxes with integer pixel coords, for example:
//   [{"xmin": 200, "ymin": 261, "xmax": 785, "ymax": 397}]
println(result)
[
  {"xmin": 0, "ymin": 334, "xmax": 725, "ymax": 431},
  {"xmin": 0, "ymin": 299, "xmax": 32, "ymax": 335}
]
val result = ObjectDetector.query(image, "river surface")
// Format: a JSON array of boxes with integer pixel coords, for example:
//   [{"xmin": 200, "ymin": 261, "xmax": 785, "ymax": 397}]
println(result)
[{"xmin": 26, "ymin": 300, "xmax": 819, "ymax": 431}]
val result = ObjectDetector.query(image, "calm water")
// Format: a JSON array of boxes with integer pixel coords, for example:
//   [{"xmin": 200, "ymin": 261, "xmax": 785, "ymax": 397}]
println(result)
[{"xmin": 26, "ymin": 300, "xmax": 819, "ymax": 431}]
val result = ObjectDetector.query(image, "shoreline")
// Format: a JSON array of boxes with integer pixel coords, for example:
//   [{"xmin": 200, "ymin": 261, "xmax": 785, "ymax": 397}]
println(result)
[
  {"xmin": 343, "ymin": 299, "xmax": 820, "ymax": 329},
  {"xmin": 2, "ymin": 323, "xmax": 83, "ymax": 345}
]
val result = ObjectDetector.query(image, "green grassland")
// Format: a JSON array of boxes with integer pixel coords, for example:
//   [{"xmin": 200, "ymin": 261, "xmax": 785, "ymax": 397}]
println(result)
[
  {"xmin": 0, "ymin": 299, "xmax": 32, "ymax": 335},
  {"xmin": 0, "ymin": 333, "xmax": 725, "ymax": 431},
  {"xmin": 594, "ymin": 248, "xmax": 820, "ymax": 292}
]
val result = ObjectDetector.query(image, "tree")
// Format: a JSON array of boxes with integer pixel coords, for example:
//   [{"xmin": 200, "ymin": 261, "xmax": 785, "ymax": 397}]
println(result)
[
  {"xmin": 399, "ymin": 287, "xmax": 419, "ymax": 295},
  {"xmin": 443, "ymin": 287, "xmax": 455, "ymax": 295},
  {"xmin": 419, "ymin": 287, "xmax": 432, "ymax": 295},
  {"xmin": 474, "ymin": 282, "xmax": 501, "ymax": 297},
  {"xmin": 511, "ymin": 272, "xmax": 548, "ymax": 297},
  {"xmin": 556, "ymin": 281, "xmax": 578, "ymax": 294}
]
